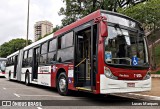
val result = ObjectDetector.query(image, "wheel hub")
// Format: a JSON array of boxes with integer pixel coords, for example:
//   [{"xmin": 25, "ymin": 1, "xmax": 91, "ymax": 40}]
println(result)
[{"xmin": 59, "ymin": 78, "xmax": 66, "ymax": 92}]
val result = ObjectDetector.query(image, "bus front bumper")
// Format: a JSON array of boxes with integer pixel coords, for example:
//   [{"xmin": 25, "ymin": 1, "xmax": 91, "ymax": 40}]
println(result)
[
  {"xmin": 0, "ymin": 72, "xmax": 5, "ymax": 76},
  {"xmin": 100, "ymin": 74, "xmax": 151, "ymax": 94}
]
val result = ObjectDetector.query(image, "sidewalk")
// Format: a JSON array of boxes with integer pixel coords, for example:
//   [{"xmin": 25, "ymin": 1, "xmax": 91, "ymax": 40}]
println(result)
[
  {"xmin": 111, "ymin": 77, "xmax": 160, "ymax": 100},
  {"xmin": 135, "ymin": 77, "xmax": 160, "ymax": 97},
  {"xmin": 151, "ymin": 74, "xmax": 160, "ymax": 78}
]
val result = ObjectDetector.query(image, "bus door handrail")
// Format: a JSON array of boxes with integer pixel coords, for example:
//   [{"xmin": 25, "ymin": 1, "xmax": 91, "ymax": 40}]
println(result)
[{"xmin": 75, "ymin": 58, "xmax": 86, "ymax": 67}]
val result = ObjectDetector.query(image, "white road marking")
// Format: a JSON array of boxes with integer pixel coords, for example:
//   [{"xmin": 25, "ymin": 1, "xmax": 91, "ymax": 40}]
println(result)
[
  {"xmin": 15, "ymin": 94, "xmax": 85, "ymax": 99},
  {"xmin": 129, "ymin": 93, "xmax": 160, "ymax": 100},
  {"xmin": 18, "ymin": 94, "xmax": 63, "ymax": 97},
  {"xmin": 14, "ymin": 93, "xmax": 20, "ymax": 97},
  {"xmin": 37, "ymin": 107, "xmax": 43, "ymax": 109},
  {"xmin": 3, "ymin": 87, "xmax": 6, "ymax": 90},
  {"xmin": 3, "ymin": 88, "xmax": 34, "ymax": 89},
  {"xmin": 20, "ymin": 95, "xmax": 63, "ymax": 98}
]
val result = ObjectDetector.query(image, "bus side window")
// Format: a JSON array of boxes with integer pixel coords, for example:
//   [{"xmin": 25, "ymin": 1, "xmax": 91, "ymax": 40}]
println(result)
[
  {"xmin": 22, "ymin": 50, "xmax": 28, "ymax": 67},
  {"xmin": 57, "ymin": 31, "xmax": 74, "ymax": 63},
  {"xmin": 28, "ymin": 49, "xmax": 33, "ymax": 66},
  {"xmin": 48, "ymin": 38, "xmax": 57, "ymax": 64},
  {"xmin": 40, "ymin": 42, "xmax": 48, "ymax": 65}
]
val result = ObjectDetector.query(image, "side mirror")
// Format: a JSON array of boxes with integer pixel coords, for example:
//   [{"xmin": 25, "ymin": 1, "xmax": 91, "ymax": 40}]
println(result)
[{"xmin": 100, "ymin": 21, "xmax": 108, "ymax": 37}]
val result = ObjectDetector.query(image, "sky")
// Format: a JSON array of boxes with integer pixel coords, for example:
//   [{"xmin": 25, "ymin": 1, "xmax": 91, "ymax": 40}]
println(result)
[{"xmin": 0, "ymin": 0, "xmax": 65, "ymax": 45}]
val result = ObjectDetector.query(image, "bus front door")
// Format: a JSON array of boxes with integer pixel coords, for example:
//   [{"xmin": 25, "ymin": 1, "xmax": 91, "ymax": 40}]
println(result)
[{"xmin": 74, "ymin": 24, "xmax": 97, "ymax": 91}]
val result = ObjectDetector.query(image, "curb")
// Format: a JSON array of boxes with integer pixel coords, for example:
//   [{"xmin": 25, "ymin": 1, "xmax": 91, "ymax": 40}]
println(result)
[
  {"xmin": 111, "ymin": 93, "xmax": 160, "ymax": 100},
  {"xmin": 151, "ymin": 74, "xmax": 160, "ymax": 78}
]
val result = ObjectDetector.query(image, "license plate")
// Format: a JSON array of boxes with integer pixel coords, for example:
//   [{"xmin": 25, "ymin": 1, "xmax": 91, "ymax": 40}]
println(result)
[{"xmin": 127, "ymin": 83, "xmax": 135, "ymax": 87}]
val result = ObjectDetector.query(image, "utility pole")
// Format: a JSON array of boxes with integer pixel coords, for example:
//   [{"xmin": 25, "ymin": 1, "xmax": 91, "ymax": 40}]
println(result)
[{"xmin": 26, "ymin": 0, "xmax": 30, "ymax": 46}]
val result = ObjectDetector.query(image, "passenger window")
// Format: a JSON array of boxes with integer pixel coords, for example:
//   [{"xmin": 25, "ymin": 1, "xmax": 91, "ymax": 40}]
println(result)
[
  {"xmin": 23, "ymin": 51, "xmax": 28, "ymax": 59},
  {"xmin": 47, "ymin": 38, "xmax": 57, "ymax": 64},
  {"xmin": 28, "ymin": 49, "xmax": 33, "ymax": 58},
  {"xmin": 57, "ymin": 31, "xmax": 74, "ymax": 62},
  {"xmin": 49, "ymin": 39, "xmax": 57, "ymax": 52},
  {"xmin": 47, "ymin": 52, "xmax": 56, "ymax": 63},
  {"xmin": 64, "ymin": 32, "xmax": 73, "ymax": 47},
  {"xmin": 22, "ymin": 50, "xmax": 28, "ymax": 67},
  {"xmin": 57, "ymin": 47, "xmax": 74, "ymax": 62},
  {"xmin": 28, "ymin": 49, "xmax": 33, "ymax": 66},
  {"xmin": 40, "ymin": 42, "xmax": 48, "ymax": 64},
  {"xmin": 41, "ymin": 42, "xmax": 48, "ymax": 54},
  {"xmin": 58, "ymin": 31, "xmax": 73, "ymax": 49}
]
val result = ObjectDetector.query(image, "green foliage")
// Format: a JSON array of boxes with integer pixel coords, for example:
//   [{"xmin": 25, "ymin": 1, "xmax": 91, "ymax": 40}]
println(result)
[
  {"xmin": 155, "ymin": 44, "xmax": 160, "ymax": 67},
  {"xmin": 118, "ymin": 0, "xmax": 160, "ymax": 31},
  {"xmin": 59, "ymin": 0, "xmax": 147, "ymax": 26},
  {"xmin": 37, "ymin": 36, "xmax": 42, "ymax": 40},
  {"xmin": 156, "ymin": 71, "xmax": 160, "ymax": 74},
  {"xmin": 118, "ymin": 0, "xmax": 160, "ymax": 70},
  {"xmin": 53, "ymin": 25, "xmax": 61, "ymax": 32},
  {"xmin": 0, "ymin": 38, "xmax": 32, "ymax": 57}
]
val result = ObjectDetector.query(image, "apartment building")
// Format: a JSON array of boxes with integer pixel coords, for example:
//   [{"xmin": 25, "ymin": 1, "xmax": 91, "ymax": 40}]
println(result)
[{"xmin": 34, "ymin": 21, "xmax": 53, "ymax": 41}]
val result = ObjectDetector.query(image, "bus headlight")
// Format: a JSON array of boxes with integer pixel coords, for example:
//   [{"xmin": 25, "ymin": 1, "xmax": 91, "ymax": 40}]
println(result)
[
  {"xmin": 104, "ymin": 67, "xmax": 118, "ymax": 80},
  {"xmin": 143, "ymin": 71, "xmax": 151, "ymax": 80}
]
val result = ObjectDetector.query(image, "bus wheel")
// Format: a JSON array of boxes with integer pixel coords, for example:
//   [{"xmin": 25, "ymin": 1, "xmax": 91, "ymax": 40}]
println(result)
[
  {"xmin": 25, "ymin": 73, "xmax": 30, "ymax": 86},
  {"xmin": 57, "ymin": 72, "xmax": 70, "ymax": 96}
]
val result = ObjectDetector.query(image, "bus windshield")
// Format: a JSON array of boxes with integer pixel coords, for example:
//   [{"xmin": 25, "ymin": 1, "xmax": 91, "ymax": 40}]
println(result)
[
  {"xmin": 0, "ymin": 61, "xmax": 6, "ymax": 72},
  {"xmin": 104, "ymin": 26, "xmax": 148, "ymax": 67}
]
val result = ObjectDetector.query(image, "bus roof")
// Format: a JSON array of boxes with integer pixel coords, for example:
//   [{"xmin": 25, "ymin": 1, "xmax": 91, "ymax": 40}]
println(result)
[
  {"xmin": 6, "ymin": 33, "xmax": 54, "ymax": 58},
  {"xmin": 23, "ymin": 33, "xmax": 54, "ymax": 50},
  {"xmin": 54, "ymin": 10, "xmax": 101, "ymax": 37},
  {"xmin": 100, "ymin": 10, "xmax": 142, "ymax": 25},
  {"xmin": 54, "ymin": 9, "xmax": 142, "ymax": 37}
]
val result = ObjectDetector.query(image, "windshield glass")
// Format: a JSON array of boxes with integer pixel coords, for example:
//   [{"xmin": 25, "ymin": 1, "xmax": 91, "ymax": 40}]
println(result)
[
  {"xmin": 102, "ymin": 13, "xmax": 142, "ymax": 30},
  {"xmin": 105, "ymin": 26, "xmax": 148, "ymax": 66},
  {"xmin": 0, "ymin": 61, "xmax": 6, "ymax": 72}
]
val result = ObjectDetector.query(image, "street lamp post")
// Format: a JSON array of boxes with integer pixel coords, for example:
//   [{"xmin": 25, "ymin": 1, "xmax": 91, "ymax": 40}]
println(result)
[{"xmin": 26, "ymin": 0, "xmax": 30, "ymax": 46}]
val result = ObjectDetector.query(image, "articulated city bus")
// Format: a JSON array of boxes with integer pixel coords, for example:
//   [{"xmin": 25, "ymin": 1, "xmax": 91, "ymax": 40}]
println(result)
[
  {"xmin": 5, "ymin": 10, "xmax": 151, "ymax": 95},
  {"xmin": 0, "ymin": 58, "xmax": 7, "ymax": 76}
]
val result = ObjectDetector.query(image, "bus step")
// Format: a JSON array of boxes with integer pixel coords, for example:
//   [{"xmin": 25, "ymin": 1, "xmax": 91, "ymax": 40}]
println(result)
[{"xmin": 76, "ymin": 87, "xmax": 92, "ymax": 91}]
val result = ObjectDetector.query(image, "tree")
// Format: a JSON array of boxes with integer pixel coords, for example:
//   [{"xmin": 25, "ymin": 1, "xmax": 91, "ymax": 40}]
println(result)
[
  {"xmin": 118, "ymin": 0, "xmax": 160, "ymax": 32},
  {"xmin": 59, "ymin": 0, "xmax": 147, "ymax": 26},
  {"xmin": 53, "ymin": 25, "xmax": 61, "ymax": 32},
  {"xmin": 118, "ymin": 0, "xmax": 160, "ymax": 70},
  {"xmin": 0, "ymin": 38, "xmax": 32, "ymax": 57}
]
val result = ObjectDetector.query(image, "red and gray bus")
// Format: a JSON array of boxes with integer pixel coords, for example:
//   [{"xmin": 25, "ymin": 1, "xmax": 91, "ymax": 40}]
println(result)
[{"xmin": 5, "ymin": 10, "xmax": 151, "ymax": 95}]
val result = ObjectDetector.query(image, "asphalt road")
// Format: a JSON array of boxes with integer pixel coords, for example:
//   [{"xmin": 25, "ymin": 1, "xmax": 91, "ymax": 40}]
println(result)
[{"xmin": 0, "ymin": 77, "xmax": 159, "ymax": 109}]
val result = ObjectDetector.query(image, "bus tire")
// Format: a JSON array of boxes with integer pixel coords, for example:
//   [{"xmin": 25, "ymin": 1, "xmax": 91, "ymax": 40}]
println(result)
[
  {"xmin": 57, "ymin": 72, "xmax": 70, "ymax": 96},
  {"xmin": 25, "ymin": 72, "xmax": 30, "ymax": 86}
]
